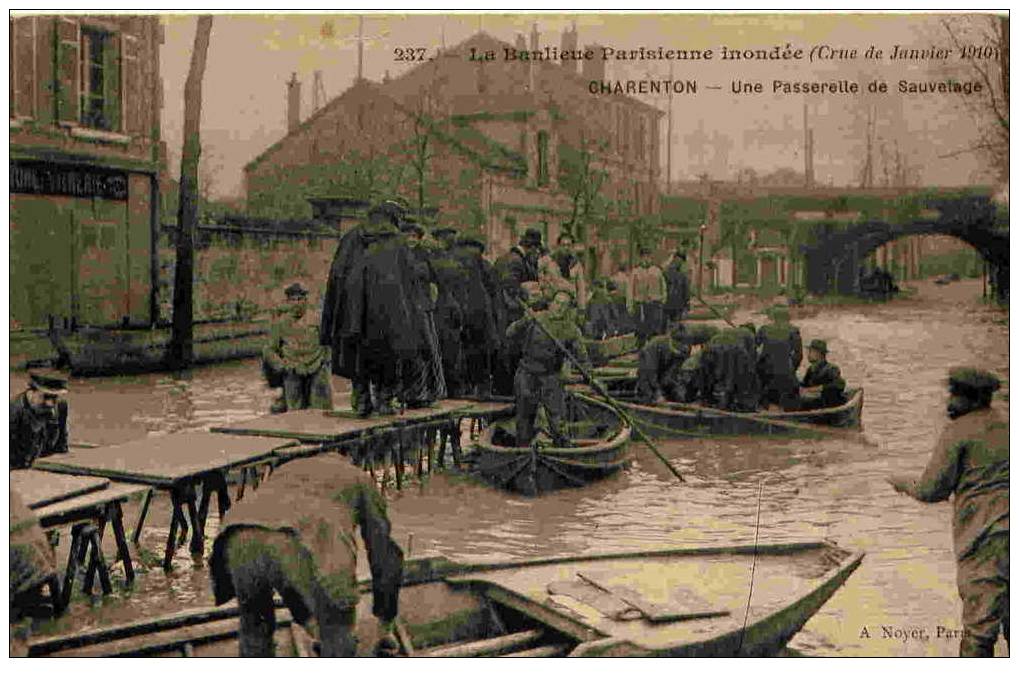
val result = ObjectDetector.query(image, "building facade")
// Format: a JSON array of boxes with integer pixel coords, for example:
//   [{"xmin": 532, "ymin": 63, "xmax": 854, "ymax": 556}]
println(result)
[
  {"xmin": 244, "ymin": 29, "xmax": 663, "ymax": 272},
  {"xmin": 9, "ymin": 15, "xmax": 164, "ymax": 332}
]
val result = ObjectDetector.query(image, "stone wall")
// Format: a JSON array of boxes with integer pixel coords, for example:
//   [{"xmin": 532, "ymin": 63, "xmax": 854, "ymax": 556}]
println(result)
[{"xmin": 157, "ymin": 225, "xmax": 340, "ymax": 323}]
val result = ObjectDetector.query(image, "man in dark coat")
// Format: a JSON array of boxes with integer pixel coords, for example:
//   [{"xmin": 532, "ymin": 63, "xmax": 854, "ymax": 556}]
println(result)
[
  {"xmin": 756, "ymin": 306, "xmax": 803, "ymax": 410},
  {"xmin": 453, "ymin": 235, "xmax": 499, "ymax": 398},
  {"xmin": 663, "ymin": 247, "xmax": 691, "ymax": 324},
  {"xmin": 505, "ymin": 290, "xmax": 590, "ymax": 447},
  {"xmin": 429, "ymin": 225, "xmax": 469, "ymax": 397},
  {"xmin": 702, "ymin": 324, "xmax": 759, "ymax": 412},
  {"xmin": 635, "ymin": 323, "xmax": 691, "ymax": 404},
  {"xmin": 10, "ymin": 370, "xmax": 70, "ymax": 469},
  {"xmin": 491, "ymin": 228, "xmax": 542, "ymax": 396},
  {"xmin": 673, "ymin": 325, "xmax": 718, "ymax": 403},
  {"xmin": 889, "ymin": 368, "xmax": 1008, "ymax": 657},
  {"xmin": 583, "ymin": 278, "xmax": 615, "ymax": 339},
  {"xmin": 399, "ymin": 219, "xmax": 446, "ymax": 407},
  {"xmin": 210, "ymin": 454, "xmax": 404, "ymax": 657},
  {"xmin": 320, "ymin": 201, "xmax": 418, "ymax": 416},
  {"xmin": 799, "ymin": 339, "xmax": 846, "ymax": 410}
]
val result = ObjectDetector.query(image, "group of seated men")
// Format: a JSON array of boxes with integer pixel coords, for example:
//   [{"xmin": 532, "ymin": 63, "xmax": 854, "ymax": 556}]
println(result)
[{"xmin": 635, "ymin": 305, "xmax": 847, "ymax": 413}]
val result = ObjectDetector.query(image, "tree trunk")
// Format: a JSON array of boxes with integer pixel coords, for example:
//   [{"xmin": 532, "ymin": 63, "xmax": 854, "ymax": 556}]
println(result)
[{"xmin": 168, "ymin": 16, "xmax": 213, "ymax": 370}]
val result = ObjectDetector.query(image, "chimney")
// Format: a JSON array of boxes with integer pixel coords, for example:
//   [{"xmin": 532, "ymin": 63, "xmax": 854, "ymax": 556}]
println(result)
[
  {"xmin": 582, "ymin": 44, "xmax": 605, "ymax": 82},
  {"xmin": 530, "ymin": 23, "xmax": 539, "ymax": 51},
  {"xmin": 515, "ymin": 33, "xmax": 526, "ymax": 52},
  {"xmin": 287, "ymin": 72, "xmax": 301, "ymax": 133},
  {"xmin": 561, "ymin": 22, "xmax": 578, "ymax": 73}
]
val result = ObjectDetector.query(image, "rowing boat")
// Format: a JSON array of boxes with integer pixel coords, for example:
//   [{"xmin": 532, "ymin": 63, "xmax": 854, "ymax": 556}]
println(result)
[
  {"xmin": 28, "ymin": 542, "xmax": 863, "ymax": 658},
  {"xmin": 467, "ymin": 396, "xmax": 632, "ymax": 495},
  {"xmin": 613, "ymin": 389, "xmax": 864, "ymax": 438}
]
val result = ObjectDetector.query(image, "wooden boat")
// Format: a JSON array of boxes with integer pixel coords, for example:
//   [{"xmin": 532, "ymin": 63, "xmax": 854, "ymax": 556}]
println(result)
[
  {"xmin": 467, "ymin": 396, "xmax": 632, "ymax": 495},
  {"xmin": 50, "ymin": 320, "xmax": 270, "ymax": 376},
  {"xmin": 28, "ymin": 542, "xmax": 863, "ymax": 658},
  {"xmin": 614, "ymin": 388, "xmax": 864, "ymax": 437}
]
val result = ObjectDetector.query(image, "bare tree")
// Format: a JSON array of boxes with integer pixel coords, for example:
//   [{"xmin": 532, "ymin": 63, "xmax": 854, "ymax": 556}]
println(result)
[
  {"xmin": 169, "ymin": 16, "xmax": 213, "ymax": 370},
  {"xmin": 940, "ymin": 15, "xmax": 1009, "ymax": 183}
]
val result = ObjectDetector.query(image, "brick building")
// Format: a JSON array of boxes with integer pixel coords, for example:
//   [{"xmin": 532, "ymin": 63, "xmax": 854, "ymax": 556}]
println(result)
[
  {"xmin": 244, "ymin": 29, "xmax": 663, "ymax": 272},
  {"xmin": 9, "ymin": 15, "xmax": 164, "ymax": 332}
]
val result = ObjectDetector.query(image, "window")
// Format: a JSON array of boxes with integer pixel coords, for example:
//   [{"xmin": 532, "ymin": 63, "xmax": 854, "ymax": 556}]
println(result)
[
  {"xmin": 79, "ymin": 27, "xmax": 120, "ymax": 131},
  {"xmin": 536, "ymin": 130, "xmax": 549, "ymax": 186}
]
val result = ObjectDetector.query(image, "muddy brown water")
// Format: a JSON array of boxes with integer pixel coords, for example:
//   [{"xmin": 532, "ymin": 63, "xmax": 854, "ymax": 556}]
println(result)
[{"xmin": 17, "ymin": 278, "xmax": 1008, "ymax": 656}]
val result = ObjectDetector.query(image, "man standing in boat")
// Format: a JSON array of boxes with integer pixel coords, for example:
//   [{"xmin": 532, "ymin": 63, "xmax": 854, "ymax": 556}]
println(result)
[
  {"xmin": 10, "ymin": 370, "xmax": 70, "ymax": 469},
  {"xmin": 551, "ymin": 230, "xmax": 588, "ymax": 311},
  {"xmin": 798, "ymin": 339, "xmax": 846, "ymax": 410},
  {"xmin": 210, "ymin": 452, "xmax": 404, "ymax": 657},
  {"xmin": 262, "ymin": 282, "xmax": 333, "ymax": 414},
  {"xmin": 506, "ymin": 289, "xmax": 590, "ymax": 447},
  {"xmin": 888, "ymin": 368, "xmax": 1008, "ymax": 657},
  {"xmin": 756, "ymin": 305, "xmax": 803, "ymax": 410}
]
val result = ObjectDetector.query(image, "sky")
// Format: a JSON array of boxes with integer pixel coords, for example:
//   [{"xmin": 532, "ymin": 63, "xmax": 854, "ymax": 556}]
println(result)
[{"xmin": 157, "ymin": 12, "xmax": 1000, "ymax": 198}]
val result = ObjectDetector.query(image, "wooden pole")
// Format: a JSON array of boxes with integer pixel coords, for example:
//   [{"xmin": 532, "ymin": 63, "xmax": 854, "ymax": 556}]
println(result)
[
  {"xmin": 512, "ymin": 298, "xmax": 685, "ymax": 482},
  {"xmin": 169, "ymin": 16, "xmax": 213, "ymax": 370}
]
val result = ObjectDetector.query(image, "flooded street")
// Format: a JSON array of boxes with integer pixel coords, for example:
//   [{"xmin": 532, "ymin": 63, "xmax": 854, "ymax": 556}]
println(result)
[{"xmin": 19, "ymin": 278, "xmax": 1008, "ymax": 656}]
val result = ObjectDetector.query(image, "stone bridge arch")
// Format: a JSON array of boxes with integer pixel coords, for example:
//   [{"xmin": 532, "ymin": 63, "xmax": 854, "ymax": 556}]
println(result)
[{"xmin": 801, "ymin": 195, "xmax": 1009, "ymax": 302}]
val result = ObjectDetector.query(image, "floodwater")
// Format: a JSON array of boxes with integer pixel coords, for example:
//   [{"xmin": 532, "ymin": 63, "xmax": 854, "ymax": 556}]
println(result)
[{"xmin": 19, "ymin": 278, "xmax": 1008, "ymax": 656}]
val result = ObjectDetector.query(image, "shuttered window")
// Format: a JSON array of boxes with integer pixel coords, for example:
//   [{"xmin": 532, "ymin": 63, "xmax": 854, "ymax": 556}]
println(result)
[{"xmin": 79, "ymin": 26, "xmax": 120, "ymax": 131}]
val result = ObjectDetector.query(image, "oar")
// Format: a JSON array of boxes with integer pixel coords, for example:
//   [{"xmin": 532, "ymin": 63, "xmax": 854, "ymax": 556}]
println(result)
[
  {"xmin": 511, "ymin": 299, "xmax": 686, "ymax": 483},
  {"xmin": 69, "ymin": 441, "xmax": 100, "ymax": 449}
]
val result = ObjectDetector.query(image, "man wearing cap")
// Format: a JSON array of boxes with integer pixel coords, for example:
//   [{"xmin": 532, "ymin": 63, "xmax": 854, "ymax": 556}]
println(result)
[
  {"xmin": 628, "ymin": 248, "xmax": 668, "ymax": 348},
  {"xmin": 506, "ymin": 289, "xmax": 591, "ymax": 447},
  {"xmin": 889, "ymin": 368, "xmax": 1008, "ymax": 657},
  {"xmin": 756, "ymin": 305, "xmax": 803, "ymax": 410},
  {"xmin": 492, "ymin": 228, "xmax": 542, "ymax": 396},
  {"xmin": 799, "ymin": 339, "xmax": 846, "ymax": 410},
  {"xmin": 263, "ymin": 282, "xmax": 333, "ymax": 414},
  {"xmin": 10, "ymin": 370, "xmax": 70, "ymax": 469},
  {"xmin": 636, "ymin": 323, "xmax": 691, "ymax": 405},
  {"xmin": 664, "ymin": 246, "xmax": 691, "ymax": 324},
  {"xmin": 209, "ymin": 453, "xmax": 403, "ymax": 657}
]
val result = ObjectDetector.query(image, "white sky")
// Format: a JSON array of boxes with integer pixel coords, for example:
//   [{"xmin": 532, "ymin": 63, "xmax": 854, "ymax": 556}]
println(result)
[{"xmin": 156, "ymin": 12, "xmax": 999, "ymax": 198}]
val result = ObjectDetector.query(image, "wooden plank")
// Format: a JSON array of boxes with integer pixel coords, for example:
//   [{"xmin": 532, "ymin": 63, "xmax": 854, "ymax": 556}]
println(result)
[
  {"xmin": 576, "ymin": 571, "xmax": 730, "ymax": 623},
  {"xmin": 209, "ymin": 400, "xmax": 513, "ymax": 443},
  {"xmin": 35, "ymin": 433, "xmax": 286, "ymax": 485},
  {"xmin": 34, "ymin": 482, "xmax": 148, "ymax": 524},
  {"xmin": 10, "ymin": 469, "xmax": 109, "ymax": 509},
  {"xmin": 421, "ymin": 629, "xmax": 543, "ymax": 658}
]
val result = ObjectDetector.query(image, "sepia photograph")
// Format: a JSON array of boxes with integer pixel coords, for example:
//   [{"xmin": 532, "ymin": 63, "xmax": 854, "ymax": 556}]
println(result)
[{"xmin": 7, "ymin": 7, "xmax": 1010, "ymax": 659}]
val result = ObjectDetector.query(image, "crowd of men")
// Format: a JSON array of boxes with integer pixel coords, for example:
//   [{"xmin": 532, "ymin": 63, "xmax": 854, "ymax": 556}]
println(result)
[
  {"xmin": 308, "ymin": 199, "xmax": 693, "ymax": 418},
  {"xmin": 635, "ymin": 305, "xmax": 847, "ymax": 413}
]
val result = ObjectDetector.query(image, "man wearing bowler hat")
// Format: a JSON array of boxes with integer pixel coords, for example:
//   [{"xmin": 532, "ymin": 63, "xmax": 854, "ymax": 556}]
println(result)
[
  {"xmin": 799, "ymin": 338, "xmax": 846, "ymax": 410},
  {"xmin": 10, "ymin": 370, "xmax": 70, "ymax": 469}
]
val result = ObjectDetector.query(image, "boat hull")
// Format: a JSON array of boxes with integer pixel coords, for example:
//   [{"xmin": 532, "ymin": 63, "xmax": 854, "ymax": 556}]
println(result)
[
  {"xmin": 616, "ymin": 389, "xmax": 864, "ymax": 438},
  {"xmin": 467, "ymin": 397, "xmax": 632, "ymax": 495},
  {"xmin": 29, "ymin": 542, "xmax": 863, "ymax": 658}
]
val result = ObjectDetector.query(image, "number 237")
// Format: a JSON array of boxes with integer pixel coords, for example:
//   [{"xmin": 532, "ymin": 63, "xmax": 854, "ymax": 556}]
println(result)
[{"xmin": 394, "ymin": 47, "xmax": 428, "ymax": 62}]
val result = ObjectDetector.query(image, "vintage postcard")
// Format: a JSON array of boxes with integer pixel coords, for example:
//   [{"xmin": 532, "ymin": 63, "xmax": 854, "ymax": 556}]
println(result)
[{"xmin": 7, "ymin": 9, "xmax": 1009, "ymax": 660}]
